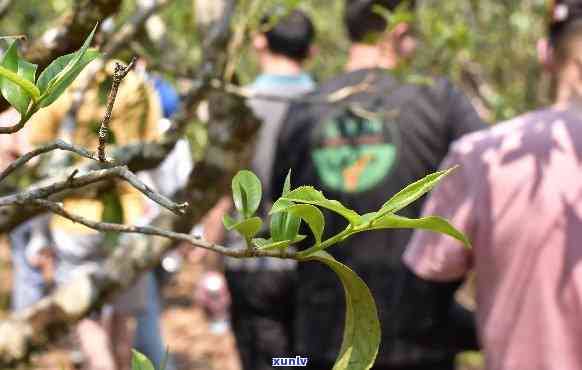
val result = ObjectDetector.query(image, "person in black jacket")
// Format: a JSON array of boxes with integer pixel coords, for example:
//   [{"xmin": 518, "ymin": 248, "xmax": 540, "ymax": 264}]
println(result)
[{"xmin": 271, "ymin": 1, "xmax": 484, "ymax": 369}]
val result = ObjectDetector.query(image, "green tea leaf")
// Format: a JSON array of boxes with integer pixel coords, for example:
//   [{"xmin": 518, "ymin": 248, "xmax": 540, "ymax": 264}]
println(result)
[
  {"xmin": 282, "ymin": 169, "xmax": 292, "ymax": 196},
  {"xmin": 37, "ymin": 24, "xmax": 99, "ymax": 107},
  {"xmin": 380, "ymin": 168, "xmax": 456, "ymax": 215},
  {"xmin": 36, "ymin": 53, "xmax": 74, "ymax": 94},
  {"xmin": 223, "ymin": 214, "xmax": 236, "ymax": 229},
  {"xmin": 368, "ymin": 213, "xmax": 470, "ymax": 248},
  {"xmin": 37, "ymin": 49, "xmax": 99, "ymax": 107},
  {"xmin": 270, "ymin": 198, "xmax": 302, "ymax": 242},
  {"xmin": 0, "ymin": 42, "xmax": 40, "ymax": 112},
  {"xmin": 252, "ymin": 237, "xmax": 270, "ymax": 248},
  {"xmin": 281, "ymin": 186, "xmax": 362, "ymax": 226},
  {"xmin": 270, "ymin": 199, "xmax": 290, "ymax": 240},
  {"xmin": 37, "ymin": 24, "xmax": 97, "ymax": 93},
  {"xmin": 272, "ymin": 204, "xmax": 324, "ymax": 245},
  {"xmin": 301, "ymin": 251, "xmax": 380, "ymax": 370},
  {"xmin": 232, "ymin": 170, "xmax": 262, "ymax": 218},
  {"xmin": 223, "ymin": 216, "xmax": 263, "ymax": 240},
  {"xmin": 253, "ymin": 235, "xmax": 306, "ymax": 250},
  {"xmin": 131, "ymin": 350, "xmax": 155, "ymax": 370}
]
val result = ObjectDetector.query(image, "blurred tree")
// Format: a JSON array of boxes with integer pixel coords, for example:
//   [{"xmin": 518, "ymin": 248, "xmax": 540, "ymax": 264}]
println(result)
[{"xmin": 1, "ymin": 0, "xmax": 551, "ymax": 122}]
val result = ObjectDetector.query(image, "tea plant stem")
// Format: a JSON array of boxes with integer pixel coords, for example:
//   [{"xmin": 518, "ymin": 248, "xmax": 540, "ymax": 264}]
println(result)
[
  {"xmin": 298, "ymin": 225, "xmax": 354, "ymax": 258},
  {"xmin": 97, "ymin": 57, "xmax": 136, "ymax": 162}
]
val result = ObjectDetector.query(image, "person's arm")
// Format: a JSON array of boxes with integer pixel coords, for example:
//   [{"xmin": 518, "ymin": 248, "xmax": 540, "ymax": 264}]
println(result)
[{"xmin": 397, "ymin": 144, "xmax": 478, "ymax": 351}]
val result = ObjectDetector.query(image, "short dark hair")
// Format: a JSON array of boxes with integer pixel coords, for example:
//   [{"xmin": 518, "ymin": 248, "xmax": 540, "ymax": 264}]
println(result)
[
  {"xmin": 549, "ymin": 1, "xmax": 582, "ymax": 42},
  {"xmin": 262, "ymin": 10, "xmax": 315, "ymax": 62},
  {"xmin": 344, "ymin": 0, "xmax": 416, "ymax": 43},
  {"xmin": 548, "ymin": 0, "xmax": 582, "ymax": 61}
]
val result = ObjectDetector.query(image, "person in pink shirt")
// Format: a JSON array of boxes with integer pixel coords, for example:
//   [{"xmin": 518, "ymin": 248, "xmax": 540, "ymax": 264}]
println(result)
[{"xmin": 403, "ymin": 1, "xmax": 582, "ymax": 369}]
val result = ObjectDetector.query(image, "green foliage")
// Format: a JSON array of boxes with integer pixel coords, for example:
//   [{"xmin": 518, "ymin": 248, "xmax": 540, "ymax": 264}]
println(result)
[
  {"xmin": 380, "ymin": 167, "xmax": 457, "ymax": 215},
  {"xmin": 231, "ymin": 170, "xmax": 263, "ymax": 219},
  {"xmin": 362, "ymin": 214, "xmax": 470, "ymax": 248},
  {"xmin": 0, "ymin": 42, "xmax": 38, "ymax": 114},
  {"xmin": 36, "ymin": 24, "xmax": 99, "ymax": 107},
  {"xmin": 273, "ymin": 204, "xmax": 324, "ymax": 245},
  {"xmin": 253, "ymin": 235, "xmax": 306, "ymax": 250},
  {"xmin": 226, "ymin": 168, "xmax": 470, "ymax": 369},
  {"xmin": 301, "ymin": 251, "xmax": 380, "ymax": 370},
  {"xmin": 280, "ymin": 186, "xmax": 362, "ymax": 226},
  {"xmin": 0, "ymin": 25, "xmax": 100, "ymax": 125},
  {"xmin": 270, "ymin": 198, "xmax": 302, "ymax": 243},
  {"xmin": 131, "ymin": 350, "xmax": 156, "ymax": 370},
  {"xmin": 223, "ymin": 214, "xmax": 263, "ymax": 240}
]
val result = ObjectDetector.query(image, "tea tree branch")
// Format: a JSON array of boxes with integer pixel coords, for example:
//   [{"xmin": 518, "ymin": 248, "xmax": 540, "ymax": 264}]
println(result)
[
  {"xmin": 0, "ymin": 165, "xmax": 188, "ymax": 215},
  {"xmin": 0, "ymin": 139, "xmax": 101, "ymax": 183},
  {"xmin": 97, "ymin": 57, "xmax": 136, "ymax": 162}
]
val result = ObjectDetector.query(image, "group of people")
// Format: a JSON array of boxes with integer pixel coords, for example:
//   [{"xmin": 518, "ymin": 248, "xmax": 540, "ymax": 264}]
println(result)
[
  {"xmin": 4, "ymin": 0, "xmax": 582, "ymax": 370},
  {"xmin": 199, "ymin": 1, "xmax": 582, "ymax": 370}
]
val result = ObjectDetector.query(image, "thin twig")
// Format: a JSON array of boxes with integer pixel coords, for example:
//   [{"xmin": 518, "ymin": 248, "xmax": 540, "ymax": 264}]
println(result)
[
  {"xmin": 0, "ymin": 115, "xmax": 28, "ymax": 135},
  {"xmin": 0, "ymin": 34, "xmax": 26, "ymax": 41},
  {"xmin": 0, "ymin": 140, "xmax": 101, "ymax": 183},
  {"xmin": 0, "ymin": 165, "xmax": 188, "ymax": 215},
  {"xmin": 66, "ymin": 169, "xmax": 79, "ymax": 184},
  {"xmin": 118, "ymin": 167, "xmax": 189, "ymax": 215},
  {"xmin": 31, "ymin": 198, "xmax": 294, "ymax": 259},
  {"xmin": 98, "ymin": 57, "xmax": 137, "ymax": 162}
]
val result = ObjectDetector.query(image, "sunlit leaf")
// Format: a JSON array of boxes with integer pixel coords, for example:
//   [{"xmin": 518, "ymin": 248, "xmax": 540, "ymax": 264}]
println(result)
[
  {"xmin": 232, "ymin": 170, "xmax": 262, "ymax": 219},
  {"xmin": 37, "ymin": 49, "xmax": 99, "ymax": 107},
  {"xmin": 272, "ymin": 203, "xmax": 324, "ymax": 245},
  {"xmin": 367, "ymin": 213, "xmax": 470, "ymax": 248},
  {"xmin": 270, "ymin": 198, "xmax": 301, "ymax": 242},
  {"xmin": 37, "ymin": 24, "xmax": 99, "ymax": 107},
  {"xmin": 252, "ymin": 235, "xmax": 306, "ymax": 250},
  {"xmin": 301, "ymin": 251, "xmax": 380, "ymax": 370},
  {"xmin": 282, "ymin": 169, "xmax": 292, "ymax": 196},
  {"xmin": 223, "ymin": 215, "xmax": 263, "ymax": 240},
  {"xmin": 131, "ymin": 350, "xmax": 155, "ymax": 370},
  {"xmin": 0, "ymin": 42, "xmax": 40, "ymax": 112},
  {"xmin": 281, "ymin": 186, "xmax": 362, "ymax": 226},
  {"xmin": 379, "ymin": 168, "xmax": 456, "ymax": 215}
]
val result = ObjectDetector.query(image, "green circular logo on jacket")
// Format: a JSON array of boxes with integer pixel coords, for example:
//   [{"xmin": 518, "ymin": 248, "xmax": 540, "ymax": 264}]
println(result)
[{"xmin": 312, "ymin": 109, "xmax": 398, "ymax": 193}]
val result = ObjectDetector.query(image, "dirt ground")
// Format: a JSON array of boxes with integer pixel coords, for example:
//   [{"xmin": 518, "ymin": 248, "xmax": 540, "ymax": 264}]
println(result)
[{"xmin": 0, "ymin": 237, "xmax": 241, "ymax": 370}]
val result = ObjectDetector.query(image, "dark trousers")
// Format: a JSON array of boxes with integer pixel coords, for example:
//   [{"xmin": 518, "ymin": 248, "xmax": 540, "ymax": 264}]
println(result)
[{"xmin": 225, "ymin": 269, "xmax": 296, "ymax": 370}]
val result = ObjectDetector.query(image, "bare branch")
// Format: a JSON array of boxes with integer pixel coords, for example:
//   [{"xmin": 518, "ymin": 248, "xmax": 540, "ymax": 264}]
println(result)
[
  {"xmin": 0, "ymin": 166, "xmax": 188, "ymax": 215},
  {"xmin": 0, "ymin": 136, "xmax": 182, "ymax": 233},
  {"xmin": 32, "ymin": 199, "xmax": 291, "ymax": 259},
  {"xmin": 0, "ymin": 140, "xmax": 100, "ymax": 183},
  {"xmin": 118, "ymin": 167, "xmax": 189, "ymax": 215},
  {"xmin": 98, "ymin": 58, "xmax": 137, "ymax": 162},
  {"xmin": 0, "ymin": 115, "xmax": 28, "ymax": 135}
]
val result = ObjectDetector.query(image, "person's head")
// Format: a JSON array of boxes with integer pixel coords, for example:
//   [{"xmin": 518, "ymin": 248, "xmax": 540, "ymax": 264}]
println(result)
[
  {"xmin": 344, "ymin": 0, "xmax": 417, "ymax": 66},
  {"xmin": 253, "ymin": 9, "xmax": 315, "ymax": 69},
  {"xmin": 539, "ymin": 0, "xmax": 582, "ymax": 101}
]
